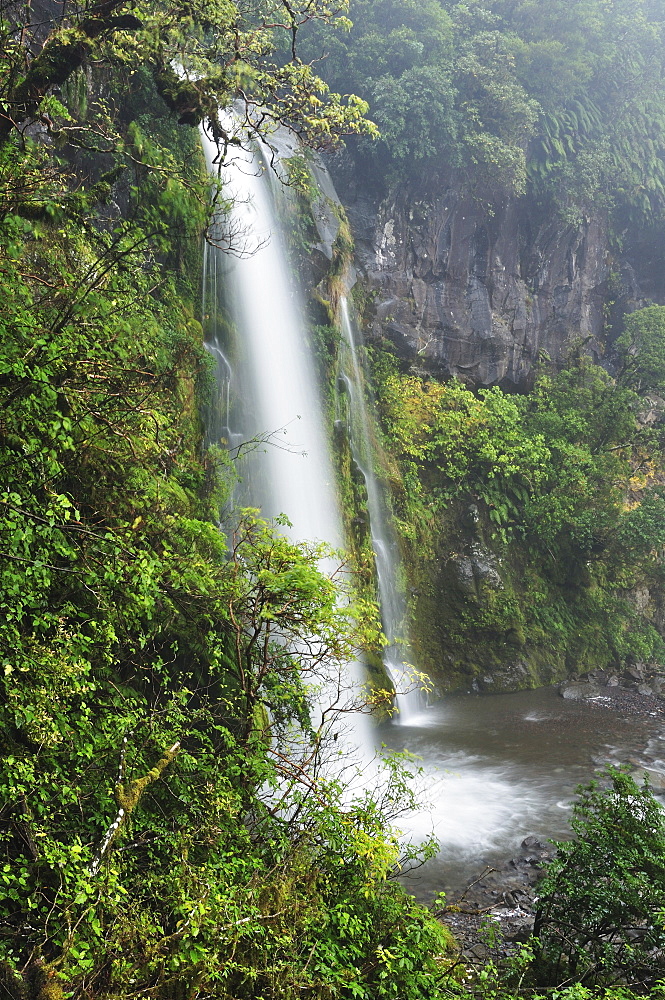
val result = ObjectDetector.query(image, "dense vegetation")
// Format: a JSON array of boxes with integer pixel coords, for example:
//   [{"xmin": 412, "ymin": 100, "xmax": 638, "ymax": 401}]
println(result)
[
  {"xmin": 534, "ymin": 768, "xmax": 665, "ymax": 988},
  {"xmin": 364, "ymin": 325, "xmax": 665, "ymax": 686},
  {"xmin": 304, "ymin": 0, "xmax": 665, "ymax": 222},
  {"xmin": 0, "ymin": 2, "xmax": 460, "ymax": 998}
]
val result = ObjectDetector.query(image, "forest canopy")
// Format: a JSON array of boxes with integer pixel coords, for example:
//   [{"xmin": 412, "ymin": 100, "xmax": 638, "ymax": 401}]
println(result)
[{"xmin": 303, "ymin": 0, "xmax": 665, "ymax": 219}]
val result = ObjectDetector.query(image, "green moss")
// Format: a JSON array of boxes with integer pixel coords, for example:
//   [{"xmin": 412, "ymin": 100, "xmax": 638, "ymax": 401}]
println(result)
[
  {"xmin": 13, "ymin": 28, "xmax": 92, "ymax": 101},
  {"xmin": 363, "ymin": 648, "xmax": 396, "ymax": 719}
]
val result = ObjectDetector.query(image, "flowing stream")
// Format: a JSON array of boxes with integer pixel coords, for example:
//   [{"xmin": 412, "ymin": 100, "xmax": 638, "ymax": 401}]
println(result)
[{"xmin": 379, "ymin": 687, "xmax": 665, "ymax": 898}]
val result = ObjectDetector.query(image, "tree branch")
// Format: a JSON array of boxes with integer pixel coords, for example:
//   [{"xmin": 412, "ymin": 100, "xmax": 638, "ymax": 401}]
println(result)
[{"xmin": 89, "ymin": 741, "xmax": 180, "ymax": 876}]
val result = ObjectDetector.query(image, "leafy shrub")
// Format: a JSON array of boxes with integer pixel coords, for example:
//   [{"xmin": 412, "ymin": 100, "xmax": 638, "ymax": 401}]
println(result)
[{"xmin": 534, "ymin": 767, "xmax": 665, "ymax": 988}]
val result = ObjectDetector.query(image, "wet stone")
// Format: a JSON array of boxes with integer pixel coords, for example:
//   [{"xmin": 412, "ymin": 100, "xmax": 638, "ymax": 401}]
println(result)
[
  {"xmin": 560, "ymin": 681, "xmax": 601, "ymax": 701},
  {"xmin": 443, "ymin": 841, "xmax": 559, "ymax": 961},
  {"xmin": 631, "ymin": 768, "xmax": 665, "ymax": 792}
]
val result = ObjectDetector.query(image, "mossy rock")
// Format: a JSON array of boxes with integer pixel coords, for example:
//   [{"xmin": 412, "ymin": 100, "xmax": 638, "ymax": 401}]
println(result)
[{"xmin": 363, "ymin": 649, "xmax": 396, "ymax": 719}]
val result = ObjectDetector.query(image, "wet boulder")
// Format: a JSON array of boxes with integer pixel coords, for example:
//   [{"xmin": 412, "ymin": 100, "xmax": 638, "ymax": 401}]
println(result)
[
  {"xmin": 630, "ymin": 768, "xmax": 665, "ymax": 792},
  {"xmin": 560, "ymin": 680, "xmax": 602, "ymax": 701}
]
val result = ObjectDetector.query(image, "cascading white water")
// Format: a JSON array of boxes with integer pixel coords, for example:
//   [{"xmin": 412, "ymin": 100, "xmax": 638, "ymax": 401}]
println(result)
[
  {"xmin": 200, "ymin": 124, "xmax": 375, "ymax": 759},
  {"xmin": 201, "ymin": 227, "xmax": 238, "ymax": 455},
  {"xmin": 202, "ymin": 135, "xmax": 337, "ymax": 538},
  {"xmin": 338, "ymin": 298, "xmax": 420, "ymax": 721}
]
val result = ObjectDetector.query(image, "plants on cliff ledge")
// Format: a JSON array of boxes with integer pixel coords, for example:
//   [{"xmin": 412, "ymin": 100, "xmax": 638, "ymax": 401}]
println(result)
[
  {"xmin": 371, "ymin": 361, "xmax": 550, "ymax": 542},
  {"xmin": 371, "ymin": 345, "xmax": 659, "ymax": 567},
  {"xmin": 369, "ymin": 342, "xmax": 665, "ymax": 670}
]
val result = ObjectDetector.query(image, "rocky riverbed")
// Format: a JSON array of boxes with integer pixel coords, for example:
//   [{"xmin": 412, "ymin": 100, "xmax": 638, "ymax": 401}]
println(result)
[
  {"xmin": 559, "ymin": 661, "xmax": 665, "ymax": 715},
  {"xmin": 444, "ymin": 835, "xmax": 556, "ymax": 961}
]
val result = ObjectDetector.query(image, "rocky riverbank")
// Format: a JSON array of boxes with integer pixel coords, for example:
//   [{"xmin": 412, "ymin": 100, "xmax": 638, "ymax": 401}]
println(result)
[
  {"xmin": 444, "ymin": 836, "xmax": 556, "ymax": 961},
  {"xmin": 559, "ymin": 662, "xmax": 665, "ymax": 715}
]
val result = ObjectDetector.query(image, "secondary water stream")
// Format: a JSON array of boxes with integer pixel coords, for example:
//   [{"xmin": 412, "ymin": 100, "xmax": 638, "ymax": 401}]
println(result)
[{"xmin": 337, "ymin": 297, "xmax": 419, "ymax": 719}]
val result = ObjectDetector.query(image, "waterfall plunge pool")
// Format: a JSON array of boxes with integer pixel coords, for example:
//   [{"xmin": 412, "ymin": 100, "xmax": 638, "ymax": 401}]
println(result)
[{"xmin": 377, "ymin": 685, "xmax": 665, "ymax": 900}]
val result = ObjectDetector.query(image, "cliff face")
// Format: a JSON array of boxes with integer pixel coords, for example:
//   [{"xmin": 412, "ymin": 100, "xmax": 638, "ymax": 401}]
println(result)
[
  {"xmin": 320, "ymin": 168, "xmax": 665, "ymax": 693},
  {"xmin": 341, "ymin": 176, "xmax": 610, "ymax": 388}
]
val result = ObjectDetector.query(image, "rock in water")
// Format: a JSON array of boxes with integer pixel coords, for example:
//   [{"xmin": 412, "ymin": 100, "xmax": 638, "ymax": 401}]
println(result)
[{"xmin": 560, "ymin": 681, "xmax": 601, "ymax": 701}]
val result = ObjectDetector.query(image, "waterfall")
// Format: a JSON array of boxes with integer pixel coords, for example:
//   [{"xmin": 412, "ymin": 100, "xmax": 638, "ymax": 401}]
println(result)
[
  {"xmin": 201, "ymin": 225, "xmax": 237, "ymax": 455},
  {"xmin": 337, "ymin": 299, "xmax": 421, "ymax": 721},
  {"xmin": 200, "ymin": 124, "xmax": 375, "ymax": 758}
]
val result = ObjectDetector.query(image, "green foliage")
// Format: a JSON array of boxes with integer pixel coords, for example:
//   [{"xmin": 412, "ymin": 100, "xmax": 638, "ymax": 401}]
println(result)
[
  {"xmin": 517, "ymin": 359, "xmax": 638, "ymax": 556},
  {"xmin": 371, "ymin": 355, "xmax": 555, "ymax": 550},
  {"xmin": 300, "ymin": 0, "xmax": 459, "ymax": 177},
  {"xmin": 520, "ymin": 0, "xmax": 665, "ymax": 222},
  {"xmin": 452, "ymin": 26, "xmax": 540, "ymax": 196},
  {"xmin": 303, "ymin": 0, "xmax": 665, "ymax": 218},
  {"xmin": 617, "ymin": 305, "xmax": 665, "ymax": 394},
  {"xmin": 618, "ymin": 487, "xmax": 665, "ymax": 557},
  {"xmin": 368, "ymin": 65, "xmax": 458, "ymax": 166},
  {"xmin": 369, "ymin": 343, "xmax": 665, "ymax": 675},
  {"xmin": 376, "ymin": 371, "xmax": 550, "ymax": 512},
  {"xmin": 534, "ymin": 768, "xmax": 665, "ymax": 987}
]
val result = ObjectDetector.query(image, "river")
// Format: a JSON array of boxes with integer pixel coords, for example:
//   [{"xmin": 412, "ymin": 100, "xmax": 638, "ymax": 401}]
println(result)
[{"xmin": 378, "ymin": 686, "xmax": 665, "ymax": 900}]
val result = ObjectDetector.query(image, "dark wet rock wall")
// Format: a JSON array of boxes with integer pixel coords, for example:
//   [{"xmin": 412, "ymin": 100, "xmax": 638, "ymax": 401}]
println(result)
[{"xmin": 339, "ymin": 172, "xmax": 611, "ymax": 388}]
